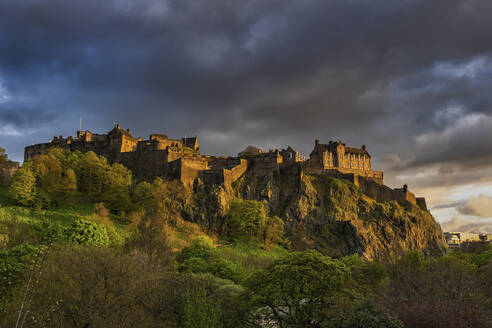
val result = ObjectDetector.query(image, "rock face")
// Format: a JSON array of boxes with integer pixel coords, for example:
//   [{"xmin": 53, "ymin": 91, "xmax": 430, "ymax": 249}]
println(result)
[{"xmin": 189, "ymin": 170, "xmax": 447, "ymax": 260}]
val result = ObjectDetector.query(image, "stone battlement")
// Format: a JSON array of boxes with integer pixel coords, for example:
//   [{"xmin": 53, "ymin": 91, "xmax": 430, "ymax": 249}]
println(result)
[{"xmin": 24, "ymin": 126, "xmax": 427, "ymax": 209}]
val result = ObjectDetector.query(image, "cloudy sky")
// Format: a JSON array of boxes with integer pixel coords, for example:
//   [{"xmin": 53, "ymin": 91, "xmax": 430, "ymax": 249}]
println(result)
[{"xmin": 1, "ymin": 0, "xmax": 492, "ymax": 232}]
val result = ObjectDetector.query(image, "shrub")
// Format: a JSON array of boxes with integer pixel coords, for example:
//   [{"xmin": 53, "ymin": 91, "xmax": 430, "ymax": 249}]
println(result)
[
  {"xmin": 177, "ymin": 237, "xmax": 244, "ymax": 283},
  {"xmin": 207, "ymin": 258, "xmax": 244, "ymax": 284},
  {"xmin": 32, "ymin": 220, "xmax": 65, "ymax": 244},
  {"xmin": 179, "ymin": 257, "xmax": 210, "ymax": 274},
  {"xmin": 177, "ymin": 236, "xmax": 216, "ymax": 263},
  {"xmin": 65, "ymin": 218, "xmax": 109, "ymax": 245}
]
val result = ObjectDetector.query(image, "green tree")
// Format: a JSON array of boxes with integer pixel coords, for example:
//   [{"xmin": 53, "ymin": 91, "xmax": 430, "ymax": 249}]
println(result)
[
  {"xmin": 340, "ymin": 255, "xmax": 388, "ymax": 297},
  {"xmin": 127, "ymin": 209, "xmax": 172, "ymax": 265},
  {"xmin": 9, "ymin": 163, "xmax": 36, "ymax": 207},
  {"xmin": 176, "ymin": 273, "xmax": 244, "ymax": 328},
  {"xmin": 30, "ymin": 149, "xmax": 77, "ymax": 205},
  {"xmin": 132, "ymin": 181, "xmax": 154, "ymax": 208},
  {"xmin": 263, "ymin": 215, "xmax": 285, "ymax": 250},
  {"xmin": 151, "ymin": 177, "xmax": 186, "ymax": 224},
  {"xmin": 9, "ymin": 149, "xmax": 80, "ymax": 207},
  {"xmin": 102, "ymin": 163, "xmax": 132, "ymax": 213},
  {"xmin": 127, "ymin": 178, "xmax": 186, "ymax": 264},
  {"xmin": 225, "ymin": 199, "xmax": 267, "ymax": 240},
  {"xmin": 243, "ymin": 250, "xmax": 351, "ymax": 327},
  {"xmin": 224, "ymin": 199, "xmax": 285, "ymax": 247},
  {"xmin": 182, "ymin": 283, "xmax": 221, "ymax": 328},
  {"xmin": 78, "ymin": 151, "xmax": 110, "ymax": 196},
  {"xmin": 39, "ymin": 150, "xmax": 132, "ymax": 211},
  {"xmin": 132, "ymin": 178, "xmax": 186, "ymax": 222}
]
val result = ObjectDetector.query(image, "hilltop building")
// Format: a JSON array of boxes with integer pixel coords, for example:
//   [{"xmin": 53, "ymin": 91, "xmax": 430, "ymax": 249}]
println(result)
[{"xmin": 24, "ymin": 125, "xmax": 428, "ymax": 209}]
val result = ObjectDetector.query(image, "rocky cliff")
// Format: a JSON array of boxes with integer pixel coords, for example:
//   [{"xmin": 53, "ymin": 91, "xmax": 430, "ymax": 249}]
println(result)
[{"xmin": 187, "ymin": 169, "xmax": 447, "ymax": 260}]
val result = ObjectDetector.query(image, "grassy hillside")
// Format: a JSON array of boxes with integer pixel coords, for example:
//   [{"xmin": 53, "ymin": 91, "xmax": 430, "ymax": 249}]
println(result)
[{"xmin": 0, "ymin": 185, "xmax": 286, "ymax": 269}]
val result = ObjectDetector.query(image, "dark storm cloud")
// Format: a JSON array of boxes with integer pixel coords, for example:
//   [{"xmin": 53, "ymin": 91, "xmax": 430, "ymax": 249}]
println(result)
[
  {"xmin": 1, "ymin": 0, "xmax": 492, "ymax": 194},
  {"xmin": 0, "ymin": 106, "xmax": 56, "ymax": 129}
]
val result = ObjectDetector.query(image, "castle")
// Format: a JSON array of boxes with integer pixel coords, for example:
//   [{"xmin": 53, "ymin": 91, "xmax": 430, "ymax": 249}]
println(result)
[{"xmin": 24, "ymin": 125, "xmax": 427, "ymax": 210}]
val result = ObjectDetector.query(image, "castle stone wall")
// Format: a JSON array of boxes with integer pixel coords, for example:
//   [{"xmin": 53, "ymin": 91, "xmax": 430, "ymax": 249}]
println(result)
[
  {"xmin": 247, "ymin": 155, "xmax": 282, "ymax": 175},
  {"xmin": 357, "ymin": 177, "xmax": 421, "ymax": 206},
  {"xmin": 416, "ymin": 197, "xmax": 428, "ymax": 211},
  {"xmin": 209, "ymin": 157, "xmax": 242, "ymax": 169},
  {"xmin": 199, "ymin": 159, "xmax": 248, "ymax": 186},
  {"xmin": 118, "ymin": 150, "xmax": 171, "ymax": 181},
  {"xmin": 179, "ymin": 158, "xmax": 210, "ymax": 186},
  {"xmin": 223, "ymin": 159, "xmax": 248, "ymax": 185}
]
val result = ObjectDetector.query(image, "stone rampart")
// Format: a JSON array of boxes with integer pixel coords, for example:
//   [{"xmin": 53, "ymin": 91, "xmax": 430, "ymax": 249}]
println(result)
[
  {"xmin": 223, "ymin": 159, "xmax": 248, "ymax": 185},
  {"xmin": 198, "ymin": 159, "xmax": 248, "ymax": 186},
  {"xmin": 209, "ymin": 157, "xmax": 242, "ymax": 170},
  {"xmin": 179, "ymin": 158, "xmax": 209, "ymax": 186},
  {"xmin": 416, "ymin": 197, "xmax": 428, "ymax": 211},
  {"xmin": 247, "ymin": 155, "xmax": 282, "ymax": 175},
  {"xmin": 118, "ymin": 150, "xmax": 172, "ymax": 181},
  {"xmin": 357, "ymin": 177, "xmax": 422, "ymax": 207}
]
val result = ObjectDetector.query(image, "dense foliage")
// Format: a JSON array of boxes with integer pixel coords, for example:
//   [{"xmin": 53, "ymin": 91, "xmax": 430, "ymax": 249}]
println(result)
[
  {"xmin": 224, "ymin": 199, "xmax": 285, "ymax": 248},
  {"xmin": 10, "ymin": 148, "xmax": 132, "ymax": 212},
  {"xmin": 66, "ymin": 218, "xmax": 110, "ymax": 245}
]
